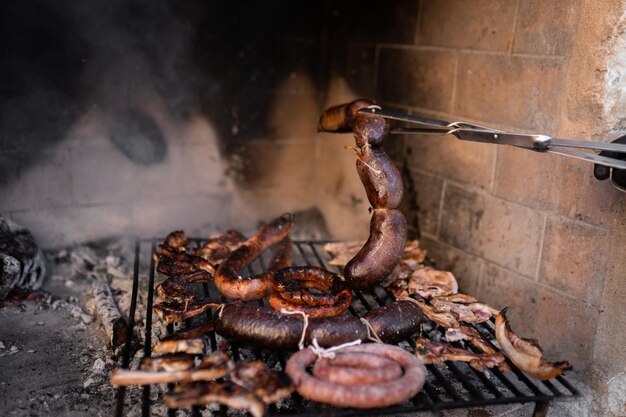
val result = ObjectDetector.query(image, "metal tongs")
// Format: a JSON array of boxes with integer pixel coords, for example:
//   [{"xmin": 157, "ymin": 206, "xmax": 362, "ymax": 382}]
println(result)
[{"xmin": 358, "ymin": 107, "xmax": 626, "ymax": 188}]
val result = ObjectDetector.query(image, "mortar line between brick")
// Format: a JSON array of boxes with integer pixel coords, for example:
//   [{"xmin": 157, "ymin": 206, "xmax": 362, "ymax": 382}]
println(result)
[
  {"xmin": 376, "ymin": 43, "xmax": 566, "ymax": 60},
  {"xmin": 408, "ymin": 165, "xmax": 610, "ymax": 231},
  {"xmin": 507, "ymin": 0, "xmax": 522, "ymax": 56},
  {"xmin": 422, "ymin": 232, "xmax": 588, "ymax": 308},
  {"xmin": 489, "ymin": 144, "xmax": 499, "ymax": 193},
  {"xmin": 534, "ymin": 214, "xmax": 548, "ymax": 282},
  {"xmin": 483, "ymin": 259, "xmax": 598, "ymax": 307}
]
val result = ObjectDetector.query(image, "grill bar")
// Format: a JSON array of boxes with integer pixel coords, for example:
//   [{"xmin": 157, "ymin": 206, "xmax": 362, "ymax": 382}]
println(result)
[
  {"xmin": 114, "ymin": 239, "xmax": 578, "ymax": 416},
  {"xmin": 141, "ymin": 243, "xmax": 156, "ymax": 417},
  {"xmin": 114, "ymin": 241, "xmax": 141, "ymax": 417}
]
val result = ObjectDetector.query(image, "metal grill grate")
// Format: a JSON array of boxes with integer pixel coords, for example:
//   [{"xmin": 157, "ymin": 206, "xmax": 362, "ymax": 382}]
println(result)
[{"xmin": 114, "ymin": 239, "xmax": 579, "ymax": 417}]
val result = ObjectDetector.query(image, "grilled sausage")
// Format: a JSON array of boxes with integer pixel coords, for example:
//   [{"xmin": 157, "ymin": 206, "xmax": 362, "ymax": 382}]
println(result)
[
  {"xmin": 215, "ymin": 214, "xmax": 294, "ymax": 301},
  {"xmin": 362, "ymin": 299, "xmax": 423, "ymax": 344},
  {"xmin": 268, "ymin": 266, "xmax": 352, "ymax": 318},
  {"xmin": 317, "ymin": 99, "xmax": 375, "ymax": 133},
  {"xmin": 311, "ymin": 351, "xmax": 403, "ymax": 385},
  {"xmin": 286, "ymin": 343, "xmax": 426, "ymax": 409},
  {"xmin": 318, "ymin": 99, "xmax": 407, "ymax": 290},
  {"xmin": 356, "ymin": 146, "xmax": 403, "ymax": 209},
  {"xmin": 352, "ymin": 111, "xmax": 389, "ymax": 148},
  {"xmin": 344, "ymin": 209, "xmax": 407, "ymax": 290},
  {"xmin": 215, "ymin": 300, "xmax": 422, "ymax": 350}
]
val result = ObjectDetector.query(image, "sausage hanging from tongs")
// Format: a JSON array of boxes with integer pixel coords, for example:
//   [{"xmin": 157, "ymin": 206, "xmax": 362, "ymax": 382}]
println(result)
[{"xmin": 318, "ymin": 99, "xmax": 407, "ymax": 290}]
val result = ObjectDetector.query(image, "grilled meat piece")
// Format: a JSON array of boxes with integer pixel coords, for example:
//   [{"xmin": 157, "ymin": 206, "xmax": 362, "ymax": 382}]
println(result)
[
  {"xmin": 444, "ymin": 326, "xmax": 511, "ymax": 372},
  {"xmin": 230, "ymin": 360, "xmax": 294, "ymax": 404},
  {"xmin": 156, "ymin": 278, "xmax": 197, "ymax": 303},
  {"xmin": 495, "ymin": 308, "xmax": 570, "ymax": 380},
  {"xmin": 192, "ymin": 230, "xmax": 246, "ymax": 265},
  {"xmin": 165, "ymin": 381, "xmax": 266, "ymax": 417},
  {"xmin": 430, "ymin": 299, "xmax": 494, "ymax": 323},
  {"xmin": 153, "ymin": 338, "xmax": 205, "ymax": 355},
  {"xmin": 153, "ymin": 299, "xmax": 220, "ymax": 323},
  {"xmin": 111, "ymin": 351, "xmax": 234, "ymax": 386},
  {"xmin": 140, "ymin": 353, "xmax": 196, "ymax": 372},
  {"xmin": 156, "ymin": 252, "xmax": 215, "ymax": 281},
  {"xmin": 159, "ymin": 323, "xmax": 215, "ymax": 342},
  {"xmin": 408, "ymin": 298, "xmax": 459, "ymax": 328},
  {"xmin": 155, "ymin": 230, "xmax": 189, "ymax": 258},
  {"xmin": 415, "ymin": 337, "xmax": 506, "ymax": 372}
]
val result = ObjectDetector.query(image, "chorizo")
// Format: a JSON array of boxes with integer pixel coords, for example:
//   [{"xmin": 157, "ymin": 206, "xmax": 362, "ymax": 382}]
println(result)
[
  {"xmin": 214, "ymin": 303, "xmax": 367, "ymax": 350},
  {"xmin": 285, "ymin": 343, "xmax": 426, "ymax": 409},
  {"xmin": 215, "ymin": 214, "xmax": 294, "ymax": 301},
  {"xmin": 268, "ymin": 266, "xmax": 352, "ymax": 318},
  {"xmin": 317, "ymin": 99, "xmax": 375, "ymax": 133}
]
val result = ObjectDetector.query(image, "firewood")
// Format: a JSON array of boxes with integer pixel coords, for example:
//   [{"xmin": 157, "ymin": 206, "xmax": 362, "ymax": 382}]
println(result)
[{"xmin": 91, "ymin": 275, "xmax": 127, "ymax": 350}]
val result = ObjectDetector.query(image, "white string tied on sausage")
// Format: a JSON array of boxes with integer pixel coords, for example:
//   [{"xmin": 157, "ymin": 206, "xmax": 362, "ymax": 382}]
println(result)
[
  {"xmin": 360, "ymin": 317, "xmax": 384, "ymax": 344},
  {"xmin": 309, "ymin": 337, "xmax": 362, "ymax": 359},
  {"xmin": 216, "ymin": 303, "xmax": 226, "ymax": 320},
  {"xmin": 343, "ymin": 145, "xmax": 383, "ymax": 176},
  {"xmin": 280, "ymin": 308, "xmax": 309, "ymax": 350}
]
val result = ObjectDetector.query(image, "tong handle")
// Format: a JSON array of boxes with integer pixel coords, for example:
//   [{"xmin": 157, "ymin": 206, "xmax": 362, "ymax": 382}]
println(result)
[
  {"xmin": 593, "ymin": 135, "xmax": 626, "ymax": 190},
  {"xmin": 453, "ymin": 129, "xmax": 552, "ymax": 151}
]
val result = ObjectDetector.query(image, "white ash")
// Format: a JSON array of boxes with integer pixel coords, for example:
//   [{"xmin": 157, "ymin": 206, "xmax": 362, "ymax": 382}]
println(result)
[
  {"xmin": 105, "ymin": 255, "xmax": 120, "ymax": 268},
  {"xmin": 107, "ymin": 265, "xmax": 128, "ymax": 279},
  {"xmin": 93, "ymin": 358, "xmax": 106, "ymax": 372}
]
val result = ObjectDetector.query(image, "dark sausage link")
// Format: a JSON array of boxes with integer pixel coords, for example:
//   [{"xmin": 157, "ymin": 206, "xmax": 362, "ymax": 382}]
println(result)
[
  {"xmin": 344, "ymin": 209, "xmax": 407, "ymax": 290},
  {"xmin": 363, "ymin": 299, "xmax": 423, "ymax": 344},
  {"xmin": 356, "ymin": 146, "xmax": 403, "ymax": 209},
  {"xmin": 214, "ymin": 302, "xmax": 367, "ymax": 350},
  {"xmin": 317, "ymin": 99, "xmax": 375, "ymax": 133},
  {"xmin": 318, "ymin": 99, "xmax": 407, "ymax": 290},
  {"xmin": 351, "ymin": 112, "xmax": 390, "ymax": 148},
  {"xmin": 215, "ymin": 300, "xmax": 422, "ymax": 350}
]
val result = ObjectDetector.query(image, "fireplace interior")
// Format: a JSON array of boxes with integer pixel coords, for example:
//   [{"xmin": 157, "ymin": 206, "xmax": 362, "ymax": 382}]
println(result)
[{"xmin": 1, "ymin": 1, "xmax": 625, "ymax": 416}]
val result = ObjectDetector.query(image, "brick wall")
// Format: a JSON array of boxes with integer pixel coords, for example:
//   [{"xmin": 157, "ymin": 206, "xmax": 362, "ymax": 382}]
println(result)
[{"xmin": 329, "ymin": 0, "xmax": 626, "ymax": 414}]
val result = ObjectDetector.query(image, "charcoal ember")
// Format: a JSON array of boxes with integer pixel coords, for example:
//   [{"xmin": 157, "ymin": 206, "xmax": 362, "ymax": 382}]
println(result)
[{"xmin": 0, "ymin": 216, "xmax": 46, "ymax": 298}]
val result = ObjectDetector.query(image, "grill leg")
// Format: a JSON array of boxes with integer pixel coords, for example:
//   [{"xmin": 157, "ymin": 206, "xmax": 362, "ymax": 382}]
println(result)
[{"xmin": 532, "ymin": 401, "xmax": 551, "ymax": 417}]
